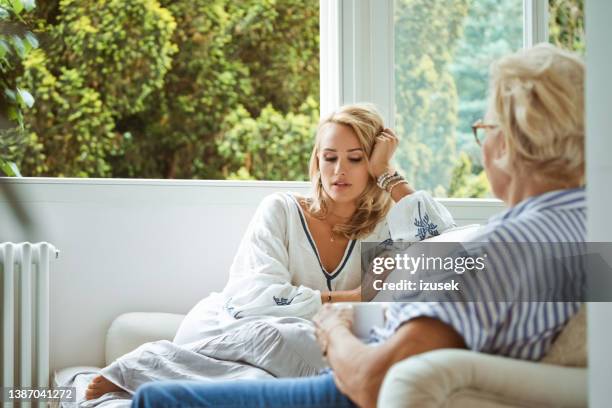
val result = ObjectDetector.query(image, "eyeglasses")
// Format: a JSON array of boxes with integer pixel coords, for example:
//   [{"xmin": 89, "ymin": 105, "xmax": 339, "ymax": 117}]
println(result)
[{"xmin": 471, "ymin": 119, "xmax": 497, "ymax": 146}]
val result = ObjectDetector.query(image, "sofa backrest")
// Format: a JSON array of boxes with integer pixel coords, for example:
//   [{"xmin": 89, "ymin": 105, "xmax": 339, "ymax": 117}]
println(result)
[{"xmin": 0, "ymin": 178, "xmax": 504, "ymax": 371}]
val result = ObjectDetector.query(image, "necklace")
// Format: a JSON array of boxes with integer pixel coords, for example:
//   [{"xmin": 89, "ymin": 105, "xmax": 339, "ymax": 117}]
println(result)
[
  {"xmin": 325, "ymin": 213, "xmax": 351, "ymax": 243},
  {"xmin": 327, "ymin": 222, "xmax": 345, "ymax": 243}
]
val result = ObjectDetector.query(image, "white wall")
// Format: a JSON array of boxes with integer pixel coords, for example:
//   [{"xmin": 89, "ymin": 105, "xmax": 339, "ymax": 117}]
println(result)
[
  {"xmin": 0, "ymin": 178, "xmax": 503, "ymax": 372},
  {"xmin": 586, "ymin": 1, "xmax": 612, "ymax": 406}
]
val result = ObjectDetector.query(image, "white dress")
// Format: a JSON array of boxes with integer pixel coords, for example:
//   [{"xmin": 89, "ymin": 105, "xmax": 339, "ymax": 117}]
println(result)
[{"xmin": 174, "ymin": 190, "xmax": 455, "ymax": 345}]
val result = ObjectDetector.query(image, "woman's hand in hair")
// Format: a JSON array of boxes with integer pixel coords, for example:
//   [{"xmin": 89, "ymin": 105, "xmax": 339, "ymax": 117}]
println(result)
[{"xmin": 369, "ymin": 128, "xmax": 399, "ymax": 178}]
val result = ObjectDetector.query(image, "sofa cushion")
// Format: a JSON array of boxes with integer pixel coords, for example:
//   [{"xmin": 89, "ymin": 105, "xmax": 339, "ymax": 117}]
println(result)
[
  {"xmin": 541, "ymin": 304, "xmax": 587, "ymax": 367},
  {"xmin": 105, "ymin": 312, "xmax": 185, "ymax": 365}
]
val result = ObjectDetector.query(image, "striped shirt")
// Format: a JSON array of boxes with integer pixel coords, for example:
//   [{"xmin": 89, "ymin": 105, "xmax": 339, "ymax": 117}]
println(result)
[{"xmin": 379, "ymin": 187, "xmax": 586, "ymax": 361}]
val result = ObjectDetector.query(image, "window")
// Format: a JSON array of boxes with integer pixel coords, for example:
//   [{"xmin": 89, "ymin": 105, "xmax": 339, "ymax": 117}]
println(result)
[
  {"xmin": 2, "ymin": 0, "xmax": 584, "ymax": 187},
  {"xmin": 1, "ymin": 1, "xmax": 320, "ymax": 181},
  {"xmin": 391, "ymin": 0, "xmax": 584, "ymax": 198},
  {"xmin": 394, "ymin": 0, "xmax": 522, "ymax": 198}
]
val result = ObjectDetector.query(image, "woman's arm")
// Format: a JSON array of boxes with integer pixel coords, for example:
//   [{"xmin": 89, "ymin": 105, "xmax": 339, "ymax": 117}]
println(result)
[
  {"xmin": 314, "ymin": 305, "xmax": 465, "ymax": 408},
  {"xmin": 320, "ymin": 288, "xmax": 361, "ymax": 303},
  {"xmin": 223, "ymin": 194, "xmax": 324, "ymax": 319}
]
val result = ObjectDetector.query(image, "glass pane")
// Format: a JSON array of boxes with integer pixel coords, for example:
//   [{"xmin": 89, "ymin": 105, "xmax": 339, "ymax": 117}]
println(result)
[
  {"xmin": 394, "ymin": 0, "xmax": 523, "ymax": 197},
  {"xmin": 549, "ymin": 0, "xmax": 585, "ymax": 54},
  {"xmin": 3, "ymin": 1, "xmax": 319, "ymax": 180}
]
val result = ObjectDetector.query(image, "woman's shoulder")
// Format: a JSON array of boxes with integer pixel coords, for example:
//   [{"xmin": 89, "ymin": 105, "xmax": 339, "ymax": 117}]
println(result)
[{"xmin": 256, "ymin": 192, "xmax": 306, "ymax": 219}]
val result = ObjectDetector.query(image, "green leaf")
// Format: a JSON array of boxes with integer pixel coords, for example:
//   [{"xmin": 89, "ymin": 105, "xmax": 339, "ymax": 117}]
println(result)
[
  {"xmin": 0, "ymin": 6, "xmax": 9, "ymax": 20},
  {"xmin": 12, "ymin": 0, "xmax": 23, "ymax": 14},
  {"xmin": 4, "ymin": 88, "xmax": 16, "ymax": 101},
  {"xmin": 17, "ymin": 88, "xmax": 34, "ymax": 107},
  {"xmin": 21, "ymin": 0, "xmax": 35, "ymax": 12},
  {"xmin": 0, "ymin": 39, "xmax": 8, "ymax": 58},
  {"xmin": 11, "ymin": 35, "xmax": 25, "ymax": 57},
  {"xmin": 6, "ymin": 105, "xmax": 23, "ymax": 127},
  {"xmin": 24, "ymin": 31, "xmax": 38, "ymax": 49},
  {"xmin": 0, "ymin": 159, "xmax": 21, "ymax": 176}
]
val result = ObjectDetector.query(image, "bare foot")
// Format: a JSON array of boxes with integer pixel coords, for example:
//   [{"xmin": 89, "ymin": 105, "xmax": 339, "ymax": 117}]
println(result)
[{"xmin": 86, "ymin": 375, "xmax": 123, "ymax": 400}]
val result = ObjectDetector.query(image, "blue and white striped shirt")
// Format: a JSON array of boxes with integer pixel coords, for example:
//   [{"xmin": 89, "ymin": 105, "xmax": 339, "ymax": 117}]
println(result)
[{"xmin": 381, "ymin": 187, "xmax": 586, "ymax": 361}]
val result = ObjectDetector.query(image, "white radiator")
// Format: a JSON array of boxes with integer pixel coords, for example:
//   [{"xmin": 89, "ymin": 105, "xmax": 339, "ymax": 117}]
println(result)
[{"xmin": 1, "ymin": 242, "xmax": 59, "ymax": 394}]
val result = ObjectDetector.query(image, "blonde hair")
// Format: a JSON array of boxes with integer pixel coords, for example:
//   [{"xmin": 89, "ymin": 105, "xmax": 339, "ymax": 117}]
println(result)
[
  {"xmin": 306, "ymin": 103, "xmax": 392, "ymax": 239},
  {"xmin": 489, "ymin": 43, "xmax": 585, "ymax": 186}
]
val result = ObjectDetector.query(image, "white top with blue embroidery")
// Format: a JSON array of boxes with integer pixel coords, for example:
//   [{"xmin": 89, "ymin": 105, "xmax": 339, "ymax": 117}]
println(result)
[
  {"xmin": 174, "ymin": 190, "xmax": 455, "ymax": 345},
  {"xmin": 378, "ymin": 187, "xmax": 586, "ymax": 361}
]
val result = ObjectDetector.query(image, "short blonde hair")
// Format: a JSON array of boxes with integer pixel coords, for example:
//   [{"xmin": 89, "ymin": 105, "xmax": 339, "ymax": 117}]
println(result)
[
  {"xmin": 489, "ymin": 43, "xmax": 585, "ymax": 185},
  {"xmin": 307, "ymin": 104, "xmax": 392, "ymax": 239}
]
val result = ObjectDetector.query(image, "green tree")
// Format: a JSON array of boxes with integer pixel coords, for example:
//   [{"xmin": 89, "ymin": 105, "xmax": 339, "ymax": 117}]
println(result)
[
  {"xmin": 96, "ymin": 0, "xmax": 318, "ymax": 180},
  {"xmin": 549, "ymin": 0, "xmax": 584, "ymax": 54},
  {"xmin": 18, "ymin": 50, "xmax": 116, "ymax": 176},
  {"xmin": 447, "ymin": 152, "xmax": 490, "ymax": 198},
  {"xmin": 16, "ymin": 0, "xmax": 177, "ymax": 177},
  {"xmin": 218, "ymin": 97, "xmax": 318, "ymax": 180},
  {"xmin": 394, "ymin": 0, "xmax": 469, "ymax": 195},
  {"xmin": 451, "ymin": 0, "xmax": 522, "ymax": 159},
  {"xmin": 0, "ymin": 0, "xmax": 38, "ymax": 176}
]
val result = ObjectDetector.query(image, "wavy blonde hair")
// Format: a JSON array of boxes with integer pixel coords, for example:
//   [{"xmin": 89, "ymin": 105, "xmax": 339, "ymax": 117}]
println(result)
[
  {"xmin": 489, "ymin": 43, "xmax": 585, "ymax": 186},
  {"xmin": 306, "ymin": 104, "xmax": 392, "ymax": 239}
]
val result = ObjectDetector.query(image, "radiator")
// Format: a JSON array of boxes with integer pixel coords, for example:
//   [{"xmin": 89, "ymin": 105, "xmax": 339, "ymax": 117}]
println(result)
[{"xmin": 1, "ymin": 242, "xmax": 59, "ymax": 394}]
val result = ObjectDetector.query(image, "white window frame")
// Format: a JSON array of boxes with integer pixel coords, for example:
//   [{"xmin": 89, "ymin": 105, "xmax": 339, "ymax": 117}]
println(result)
[
  {"xmin": 320, "ymin": 0, "xmax": 394, "ymax": 127},
  {"xmin": 321, "ymin": 0, "xmax": 549, "ymax": 118},
  {"xmin": 320, "ymin": 0, "xmax": 548, "ymax": 203}
]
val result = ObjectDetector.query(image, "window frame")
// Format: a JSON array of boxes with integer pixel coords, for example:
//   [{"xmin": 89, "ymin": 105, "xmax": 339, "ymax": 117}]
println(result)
[{"xmin": 320, "ymin": 0, "xmax": 549, "ymax": 199}]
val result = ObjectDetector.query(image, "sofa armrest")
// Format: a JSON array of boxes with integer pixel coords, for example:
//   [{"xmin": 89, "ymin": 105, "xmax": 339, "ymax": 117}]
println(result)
[
  {"xmin": 105, "ymin": 312, "xmax": 185, "ymax": 365},
  {"xmin": 378, "ymin": 349, "xmax": 587, "ymax": 408}
]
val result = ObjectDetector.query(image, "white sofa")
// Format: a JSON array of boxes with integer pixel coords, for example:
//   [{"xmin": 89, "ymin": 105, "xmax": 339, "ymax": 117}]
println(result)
[{"xmin": 54, "ymin": 311, "xmax": 587, "ymax": 408}]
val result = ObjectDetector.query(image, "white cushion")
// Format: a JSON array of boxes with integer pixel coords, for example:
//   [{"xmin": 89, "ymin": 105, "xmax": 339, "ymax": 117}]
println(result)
[
  {"xmin": 378, "ymin": 349, "xmax": 587, "ymax": 408},
  {"xmin": 105, "ymin": 312, "xmax": 185, "ymax": 365}
]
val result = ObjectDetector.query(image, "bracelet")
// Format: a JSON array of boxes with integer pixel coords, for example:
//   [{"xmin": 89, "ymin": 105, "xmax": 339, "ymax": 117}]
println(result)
[
  {"xmin": 382, "ymin": 174, "xmax": 403, "ymax": 191},
  {"xmin": 387, "ymin": 179, "xmax": 409, "ymax": 194},
  {"xmin": 376, "ymin": 170, "xmax": 398, "ymax": 189}
]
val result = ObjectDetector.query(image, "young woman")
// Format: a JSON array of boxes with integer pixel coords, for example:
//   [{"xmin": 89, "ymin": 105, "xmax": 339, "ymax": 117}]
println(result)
[{"xmin": 85, "ymin": 104, "xmax": 454, "ymax": 400}]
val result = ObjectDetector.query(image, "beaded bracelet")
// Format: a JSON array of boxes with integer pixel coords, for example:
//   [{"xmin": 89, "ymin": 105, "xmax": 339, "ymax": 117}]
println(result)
[
  {"xmin": 382, "ymin": 173, "xmax": 403, "ymax": 191},
  {"xmin": 387, "ymin": 179, "xmax": 409, "ymax": 194},
  {"xmin": 376, "ymin": 170, "xmax": 398, "ymax": 189}
]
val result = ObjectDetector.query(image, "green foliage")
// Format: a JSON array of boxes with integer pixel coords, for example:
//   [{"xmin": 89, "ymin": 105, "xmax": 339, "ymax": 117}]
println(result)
[
  {"xmin": 111, "ymin": 0, "xmax": 252, "ymax": 179},
  {"xmin": 451, "ymin": 0, "xmax": 522, "ymax": 160},
  {"xmin": 218, "ymin": 97, "xmax": 318, "ymax": 181},
  {"xmin": 227, "ymin": 0, "xmax": 320, "ymax": 114},
  {"xmin": 106, "ymin": 0, "xmax": 320, "ymax": 179},
  {"xmin": 17, "ymin": 49, "xmax": 117, "ymax": 176},
  {"xmin": 49, "ymin": 0, "xmax": 177, "ymax": 116},
  {"xmin": 549, "ymin": 0, "xmax": 585, "ymax": 54},
  {"xmin": 447, "ymin": 152, "xmax": 490, "ymax": 198},
  {"xmin": 0, "ymin": 0, "xmax": 38, "ymax": 175}
]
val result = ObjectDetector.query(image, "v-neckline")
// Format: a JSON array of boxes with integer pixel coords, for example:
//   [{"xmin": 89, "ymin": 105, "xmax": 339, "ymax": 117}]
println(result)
[{"xmin": 289, "ymin": 194, "xmax": 357, "ymax": 277}]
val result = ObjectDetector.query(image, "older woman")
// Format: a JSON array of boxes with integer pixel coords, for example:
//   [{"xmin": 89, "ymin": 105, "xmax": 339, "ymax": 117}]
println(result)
[{"xmin": 131, "ymin": 43, "xmax": 585, "ymax": 408}]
